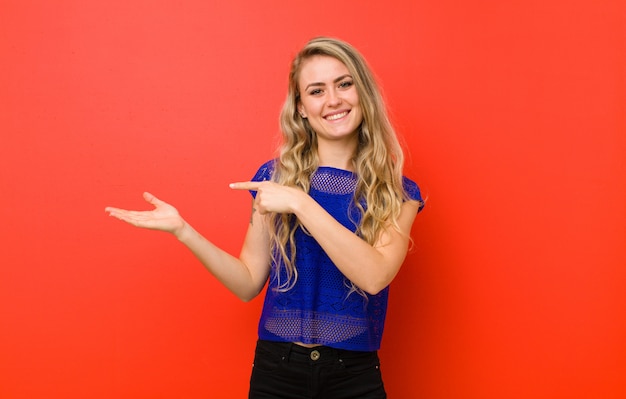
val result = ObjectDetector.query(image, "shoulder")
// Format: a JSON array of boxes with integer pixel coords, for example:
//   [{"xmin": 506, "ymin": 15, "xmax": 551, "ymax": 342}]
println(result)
[
  {"xmin": 248, "ymin": 160, "xmax": 276, "ymax": 198},
  {"xmin": 251, "ymin": 159, "xmax": 276, "ymax": 182},
  {"xmin": 402, "ymin": 176, "xmax": 425, "ymax": 212}
]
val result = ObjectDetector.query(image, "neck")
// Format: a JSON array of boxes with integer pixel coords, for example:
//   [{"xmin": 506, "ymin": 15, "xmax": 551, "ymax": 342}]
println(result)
[{"xmin": 317, "ymin": 139, "xmax": 357, "ymax": 171}]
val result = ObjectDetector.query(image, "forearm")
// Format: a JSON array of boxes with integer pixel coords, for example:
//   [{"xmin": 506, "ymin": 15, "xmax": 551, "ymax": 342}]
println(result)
[
  {"xmin": 293, "ymin": 197, "xmax": 417, "ymax": 295},
  {"xmin": 175, "ymin": 221, "xmax": 265, "ymax": 302}
]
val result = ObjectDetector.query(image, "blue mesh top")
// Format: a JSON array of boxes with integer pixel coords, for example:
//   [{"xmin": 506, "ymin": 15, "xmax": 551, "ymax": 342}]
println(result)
[{"xmin": 250, "ymin": 160, "xmax": 423, "ymax": 351}]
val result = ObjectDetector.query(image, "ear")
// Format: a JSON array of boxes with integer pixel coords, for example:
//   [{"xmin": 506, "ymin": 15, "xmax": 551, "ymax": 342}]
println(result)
[{"xmin": 297, "ymin": 104, "xmax": 307, "ymax": 118}]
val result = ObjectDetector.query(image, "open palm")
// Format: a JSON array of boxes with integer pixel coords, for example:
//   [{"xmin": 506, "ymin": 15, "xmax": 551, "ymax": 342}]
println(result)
[{"xmin": 105, "ymin": 192, "xmax": 185, "ymax": 236}]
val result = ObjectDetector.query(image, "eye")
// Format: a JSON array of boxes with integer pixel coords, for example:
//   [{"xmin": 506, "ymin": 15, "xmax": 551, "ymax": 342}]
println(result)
[
  {"xmin": 338, "ymin": 80, "xmax": 354, "ymax": 89},
  {"xmin": 309, "ymin": 88, "xmax": 323, "ymax": 96}
]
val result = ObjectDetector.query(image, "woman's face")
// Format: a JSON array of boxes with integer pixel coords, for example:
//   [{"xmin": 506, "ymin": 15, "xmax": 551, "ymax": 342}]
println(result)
[{"xmin": 297, "ymin": 55, "xmax": 363, "ymax": 146}]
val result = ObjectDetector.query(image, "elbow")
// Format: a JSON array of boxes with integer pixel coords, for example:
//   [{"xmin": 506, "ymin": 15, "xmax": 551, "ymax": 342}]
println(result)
[
  {"xmin": 239, "ymin": 293, "xmax": 257, "ymax": 303},
  {"xmin": 363, "ymin": 288, "xmax": 381, "ymax": 296},
  {"xmin": 237, "ymin": 285, "xmax": 264, "ymax": 303},
  {"xmin": 237, "ymin": 291, "xmax": 258, "ymax": 303},
  {"xmin": 360, "ymin": 270, "xmax": 399, "ymax": 295},
  {"xmin": 363, "ymin": 286, "xmax": 386, "ymax": 296},
  {"xmin": 232, "ymin": 273, "xmax": 267, "ymax": 302},
  {"xmin": 361, "ymin": 279, "xmax": 391, "ymax": 296}
]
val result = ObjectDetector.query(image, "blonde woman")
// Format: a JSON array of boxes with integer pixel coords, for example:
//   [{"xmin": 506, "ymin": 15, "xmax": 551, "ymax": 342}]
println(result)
[{"xmin": 106, "ymin": 37, "xmax": 424, "ymax": 399}]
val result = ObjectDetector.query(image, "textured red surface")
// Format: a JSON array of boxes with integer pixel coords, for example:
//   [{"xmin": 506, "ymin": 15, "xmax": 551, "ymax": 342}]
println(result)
[{"xmin": 1, "ymin": 1, "xmax": 624, "ymax": 398}]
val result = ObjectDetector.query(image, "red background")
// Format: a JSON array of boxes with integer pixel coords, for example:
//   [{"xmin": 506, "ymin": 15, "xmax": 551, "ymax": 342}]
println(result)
[{"xmin": 1, "ymin": 0, "xmax": 625, "ymax": 398}]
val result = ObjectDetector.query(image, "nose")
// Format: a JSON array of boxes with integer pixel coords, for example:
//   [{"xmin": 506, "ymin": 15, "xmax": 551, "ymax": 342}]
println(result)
[{"xmin": 326, "ymin": 88, "xmax": 342, "ymax": 107}]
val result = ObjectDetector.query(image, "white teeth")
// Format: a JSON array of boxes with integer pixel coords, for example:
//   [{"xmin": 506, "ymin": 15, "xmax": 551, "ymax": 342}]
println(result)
[{"xmin": 325, "ymin": 111, "xmax": 348, "ymax": 121}]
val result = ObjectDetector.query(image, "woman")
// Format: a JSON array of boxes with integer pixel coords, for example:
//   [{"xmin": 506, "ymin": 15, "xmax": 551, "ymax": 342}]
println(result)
[{"xmin": 106, "ymin": 37, "xmax": 424, "ymax": 399}]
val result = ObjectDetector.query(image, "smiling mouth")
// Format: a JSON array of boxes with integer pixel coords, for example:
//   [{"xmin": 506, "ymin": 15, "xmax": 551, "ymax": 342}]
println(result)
[{"xmin": 325, "ymin": 111, "xmax": 349, "ymax": 121}]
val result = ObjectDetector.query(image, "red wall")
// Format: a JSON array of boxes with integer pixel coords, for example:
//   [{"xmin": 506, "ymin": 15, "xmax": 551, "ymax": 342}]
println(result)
[{"xmin": 1, "ymin": 1, "xmax": 624, "ymax": 398}]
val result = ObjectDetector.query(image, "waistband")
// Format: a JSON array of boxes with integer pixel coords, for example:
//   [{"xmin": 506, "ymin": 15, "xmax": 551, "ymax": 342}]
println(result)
[{"xmin": 256, "ymin": 339, "xmax": 376, "ymax": 364}]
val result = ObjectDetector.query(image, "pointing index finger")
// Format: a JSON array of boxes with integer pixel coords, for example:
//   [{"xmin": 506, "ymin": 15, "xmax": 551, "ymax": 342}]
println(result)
[{"xmin": 229, "ymin": 181, "xmax": 261, "ymax": 190}]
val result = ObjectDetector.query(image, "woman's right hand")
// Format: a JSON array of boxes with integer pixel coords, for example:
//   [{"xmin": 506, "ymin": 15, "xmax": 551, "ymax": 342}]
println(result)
[{"xmin": 105, "ymin": 192, "xmax": 186, "ymax": 237}]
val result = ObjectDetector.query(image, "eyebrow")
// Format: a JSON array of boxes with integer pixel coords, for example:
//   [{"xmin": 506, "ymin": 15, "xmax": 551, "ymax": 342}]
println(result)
[{"xmin": 304, "ymin": 74, "xmax": 353, "ymax": 92}]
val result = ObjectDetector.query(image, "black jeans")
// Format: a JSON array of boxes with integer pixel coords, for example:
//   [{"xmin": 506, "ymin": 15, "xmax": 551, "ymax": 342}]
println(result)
[{"xmin": 249, "ymin": 340, "xmax": 387, "ymax": 399}]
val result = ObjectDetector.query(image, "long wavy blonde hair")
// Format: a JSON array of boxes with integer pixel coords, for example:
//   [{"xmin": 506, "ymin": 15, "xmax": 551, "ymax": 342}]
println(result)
[{"xmin": 269, "ymin": 37, "xmax": 411, "ymax": 294}]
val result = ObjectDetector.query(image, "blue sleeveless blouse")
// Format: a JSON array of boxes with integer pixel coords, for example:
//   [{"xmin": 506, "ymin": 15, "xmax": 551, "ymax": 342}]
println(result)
[{"xmin": 250, "ymin": 160, "xmax": 423, "ymax": 351}]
